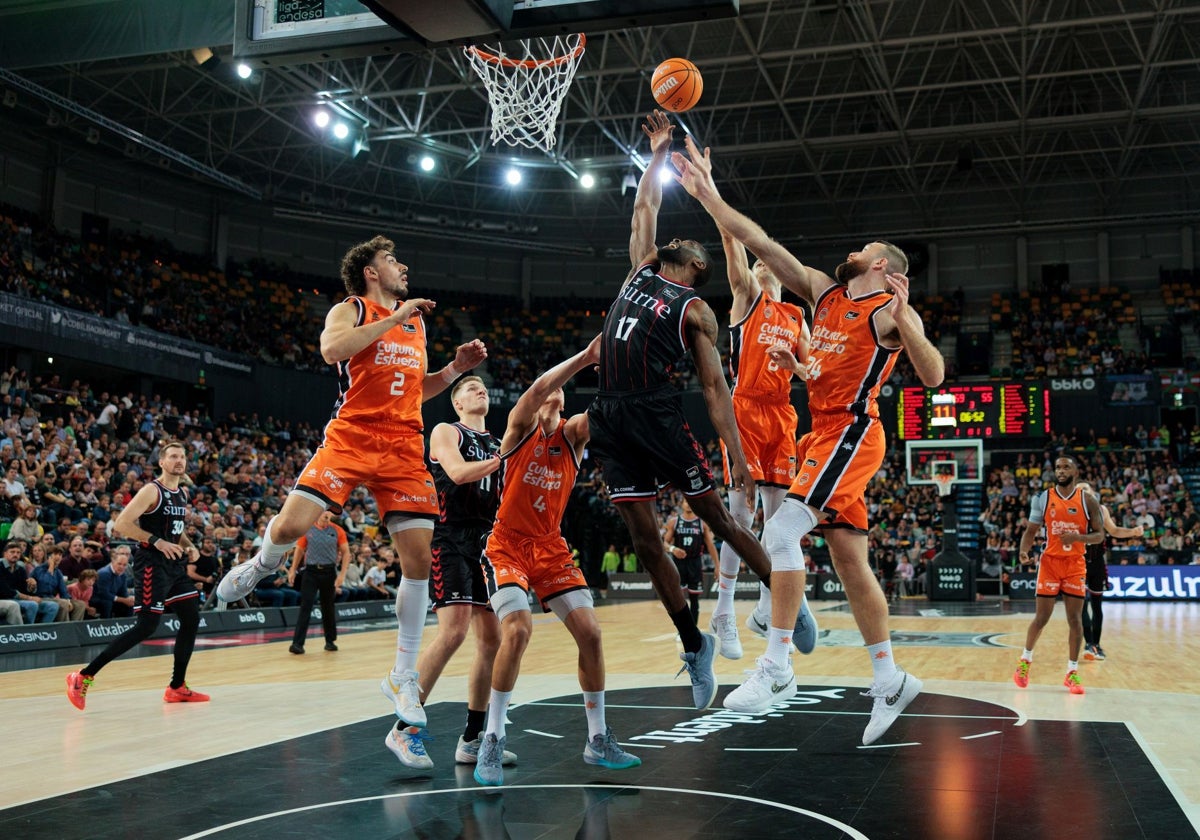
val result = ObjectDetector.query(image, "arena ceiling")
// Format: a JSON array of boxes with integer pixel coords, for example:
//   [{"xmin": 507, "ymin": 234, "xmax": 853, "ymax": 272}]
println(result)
[{"xmin": 2, "ymin": 0, "xmax": 1200, "ymax": 255}]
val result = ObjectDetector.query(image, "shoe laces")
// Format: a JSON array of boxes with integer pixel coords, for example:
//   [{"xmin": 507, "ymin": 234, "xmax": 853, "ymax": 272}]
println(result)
[
  {"xmin": 77, "ymin": 675, "xmax": 93, "ymax": 694},
  {"xmin": 861, "ymin": 669, "xmax": 906, "ymax": 700},
  {"xmin": 740, "ymin": 656, "xmax": 784, "ymax": 682},
  {"xmin": 1065, "ymin": 670, "xmax": 1082, "ymax": 685},
  {"xmin": 591, "ymin": 728, "xmax": 624, "ymax": 758},
  {"xmin": 396, "ymin": 726, "xmax": 433, "ymax": 756}
]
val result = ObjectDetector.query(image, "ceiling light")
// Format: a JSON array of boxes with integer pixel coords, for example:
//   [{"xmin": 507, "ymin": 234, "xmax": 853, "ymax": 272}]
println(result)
[
  {"xmin": 419, "ymin": 155, "xmax": 435, "ymax": 172},
  {"xmin": 236, "ymin": 63, "xmax": 253, "ymax": 79},
  {"xmin": 580, "ymin": 173, "xmax": 595, "ymax": 189},
  {"xmin": 313, "ymin": 110, "xmax": 330, "ymax": 128},
  {"xmin": 333, "ymin": 122, "xmax": 350, "ymax": 140},
  {"xmin": 505, "ymin": 168, "xmax": 522, "ymax": 186}
]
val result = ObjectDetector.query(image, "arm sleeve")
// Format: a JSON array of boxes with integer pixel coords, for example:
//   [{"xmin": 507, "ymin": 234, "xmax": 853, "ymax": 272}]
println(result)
[{"xmin": 1028, "ymin": 491, "xmax": 1047, "ymax": 525}]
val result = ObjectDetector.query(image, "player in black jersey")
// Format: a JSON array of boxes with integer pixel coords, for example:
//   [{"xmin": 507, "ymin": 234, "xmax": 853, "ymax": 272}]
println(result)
[
  {"xmin": 411, "ymin": 375, "xmax": 515, "ymax": 768},
  {"xmin": 66, "ymin": 440, "xmax": 209, "ymax": 710},
  {"xmin": 1076, "ymin": 482, "xmax": 1143, "ymax": 661},
  {"xmin": 586, "ymin": 110, "xmax": 776, "ymax": 711},
  {"xmin": 664, "ymin": 499, "xmax": 719, "ymax": 626}
]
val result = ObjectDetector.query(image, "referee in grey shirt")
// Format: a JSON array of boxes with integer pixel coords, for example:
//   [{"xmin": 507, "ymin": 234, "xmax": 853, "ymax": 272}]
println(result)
[{"xmin": 288, "ymin": 510, "xmax": 351, "ymax": 654}]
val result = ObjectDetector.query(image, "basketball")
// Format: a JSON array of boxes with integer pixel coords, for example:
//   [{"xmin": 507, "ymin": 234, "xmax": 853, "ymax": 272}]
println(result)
[{"xmin": 651, "ymin": 58, "xmax": 703, "ymax": 113}]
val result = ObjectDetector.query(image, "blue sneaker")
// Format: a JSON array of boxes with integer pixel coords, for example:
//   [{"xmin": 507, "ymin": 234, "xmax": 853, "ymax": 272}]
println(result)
[
  {"xmin": 793, "ymin": 596, "xmax": 818, "ymax": 655},
  {"xmin": 472, "ymin": 733, "xmax": 506, "ymax": 786},
  {"xmin": 676, "ymin": 632, "xmax": 718, "ymax": 710},
  {"xmin": 583, "ymin": 726, "xmax": 641, "ymax": 770}
]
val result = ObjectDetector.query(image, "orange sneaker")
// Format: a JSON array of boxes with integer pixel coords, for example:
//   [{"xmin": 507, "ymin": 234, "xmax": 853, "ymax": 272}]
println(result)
[
  {"xmin": 66, "ymin": 671, "xmax": 93, "ymax": 710},
  {"xmin": 1013, "ymin": 659, "xmax": 1031, "ymax": 688},
  {"xmin": 164, "ymin": 683, "xmax": 210, "ymax": 703},
  {"xmin": 1063, "ymin": 670, "xmax": 1085, "ymax": 695}
]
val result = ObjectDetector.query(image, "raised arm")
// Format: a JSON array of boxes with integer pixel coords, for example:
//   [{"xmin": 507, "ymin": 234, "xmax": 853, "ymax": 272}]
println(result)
[
  {"xmin": 672, "ymin": 136, "xmax": 833, "ymax": 306},
  {"xmin": 1099, "ymin": 504, "xmax": 1143, "ymax": 539},
  {"xmin": 719, "ymin": 226, "xmax": 759, "ymax": 323},
  {"xmin": 500, "ymin": 336, "xmax": 601, "ymax": 453},
  {"xmin": 686, "ymin": 300, "xmax": 753, "ymax": 507},
  {"xmin": 429, "ymin": 422, "xmax": 501, "ymax": 485},
  {"xmin": 882, "ymin": 274, "xmax": 945, "ymax": 387},
  {"xmin": 627, "ymin": 111, "xmax": 675, "ymax": 277},
  {"xmin": 422, "ymin": 340, "xmax": 489, "ymax": 402}
]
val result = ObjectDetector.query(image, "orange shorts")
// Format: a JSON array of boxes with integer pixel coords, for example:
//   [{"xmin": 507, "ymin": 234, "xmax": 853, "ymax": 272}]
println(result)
[
  {"xmin": 1036, "ymin": 553, "xmax": 1087, "ymax": 598},
  {"xmin": 788, "ymin": 415, "xmax": 886, "ymax": 532},
  {"xmin": 295, "ymin": 420, "xmax": 438, "ymax": 520},
  {"xmin": 722, "ymin": 395, "xmax": 799, "ymax": 488},
  {"xmin": 481, "ymin": 522, "xmax": 589, "ymax": 610}
]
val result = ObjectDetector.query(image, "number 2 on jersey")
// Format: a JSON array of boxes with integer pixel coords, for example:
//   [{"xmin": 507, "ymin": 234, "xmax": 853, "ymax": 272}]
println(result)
[
  {"xmin": 390, "ymin": 371, "xmax": 406, "ymax": 396},
  {"xmin": 614, "ymin": 316, "xmax": 638, "ymax": 342}
]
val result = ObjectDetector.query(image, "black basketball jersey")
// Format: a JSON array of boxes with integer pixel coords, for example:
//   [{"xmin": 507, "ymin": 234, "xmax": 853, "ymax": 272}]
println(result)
[
  {"xmin": 431, "ymin": 423, "xmax": 501, "ymax": 526},
  {"xmin": 674, "ymin": 514, "xmax": 706, "ymax": 561},
  {"xmin": 140, "ymin": 480, "xmax": 189, "ymax": 546},
  {"xmin": 599, "ymin": 264, "xmax": 700, "ymax": 392}
]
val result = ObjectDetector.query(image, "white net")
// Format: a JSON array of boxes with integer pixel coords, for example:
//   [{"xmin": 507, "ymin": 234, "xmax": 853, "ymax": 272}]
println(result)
[
  {"xmin": 934, "ymin": 474, "xmax": 956, "ymax": 498},
  {"xmin": 464, "ymin": 34, "xmax": 586, "ymax": 152}
]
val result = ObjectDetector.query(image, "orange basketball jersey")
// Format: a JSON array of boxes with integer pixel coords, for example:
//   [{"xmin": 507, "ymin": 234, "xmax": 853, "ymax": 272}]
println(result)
[
  {"xmin": 495, "ymin": 419, "xmax": 579, "ymax": 538},
  {"xmin": 331, "ymin": 296, "xmax": 427, "ymax": 431},
  {"xmin": 728, "ymin": 292, "xmax": 806, "ymax": 400},
  {"xmin": 1031, "ymin": 485, "xmax": 1092, "ymax": 557},
  {"xmin": 805, "ymin": 286, "xmax": 898, "ymax": 417}
]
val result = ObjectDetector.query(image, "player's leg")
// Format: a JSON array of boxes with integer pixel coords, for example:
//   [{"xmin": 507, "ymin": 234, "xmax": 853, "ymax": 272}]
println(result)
[
  {"xmin": 1016, "ymin": 582, "xmax": 1058, "ymax": 688},
  {"xmin": 455, "ymin": 606, "xmax": 519, "ymax": 765},
  {"xmin": 67, "ymin": 608, "xmax": 161, "ymax": 709},
  {"xmin": 218, "ymin": 492, "xmax": 324, "ymax": 602},
  {"xmin": 164, "ymin": 593, "xmax": 208, "ymax": 702},
  {"xmin": 415, "ymin": 602, "xmax": 473, "ymax": 705},
  {"xmin": 473, "ymin": 584, "xmax": 533, "ymax": 786},
  {"xmin": 1090, "ymin": 592, "xmax": 1105, "ymax": 657},
  {"xmin": 381, "ymin": 518, "xmax": 435, "ymax": 729},
  {"xmin": 1063, "ymin": 592, "xmax": 1086, "ymax": 694}
]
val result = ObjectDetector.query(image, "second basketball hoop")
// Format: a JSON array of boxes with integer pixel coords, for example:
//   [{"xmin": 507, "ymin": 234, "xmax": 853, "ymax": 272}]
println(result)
[{"xmin": 464, "ymin": 34, "xmax": 586, "ymax": 152}]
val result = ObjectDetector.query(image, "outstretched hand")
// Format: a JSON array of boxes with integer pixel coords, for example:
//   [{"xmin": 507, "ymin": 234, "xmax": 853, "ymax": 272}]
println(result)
[
  {"xmin": 397, "ymin": 297, "xmax": 436, "ymax": 322},
  {"xmin": 670, "ymin": 134, "xmax": 716, "ymax": 200},
  {"xmin": 885, "ymin": 273, "xmax": 912, "ymax": 323},
  {"xmin": 641, "ymin": 109, "xmax": 675, "ymax": 156},
  {"xmin": 453, "ymin": 339, "xmax": 488, "ymax": 371}
]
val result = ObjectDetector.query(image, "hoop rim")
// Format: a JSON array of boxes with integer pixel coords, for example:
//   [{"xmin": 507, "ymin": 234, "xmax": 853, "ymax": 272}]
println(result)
[
  {"xmin": 466, "ymin": 33, "xmax": 586, "ymax": 69},
  {"xmin": 933, "ymin": 474, "xmax": 956, "ymax": 496}
]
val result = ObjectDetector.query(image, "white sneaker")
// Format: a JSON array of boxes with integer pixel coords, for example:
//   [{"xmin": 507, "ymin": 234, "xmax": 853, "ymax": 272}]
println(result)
[
  {"xmin": 215, "ymin": 553, "xmax": 278, "ymax": 602},
  {"xmin": 381, "ymin": 669, "xmax": 427, "ymax": 728},
  {"xmin": 745, "ymin": 606, "xmax": 770, "ymax": 639},
  {"xmin": 455, "ymin": 734, "xmax": 517, "ymax": 766},
  {"xmin": 861, "ymin": 667, "xmax": 923, "ymax": 745},
  {"xmin": 723, "ymin": 656, "xmax": 796, "ymax": 713},
  {"xmin": 708, "ymin": 613, "xmax": 743, "ymax": 660},
  {"xmin": 385, "ymin": 725, "xmax": 433, "ymax": 770}
]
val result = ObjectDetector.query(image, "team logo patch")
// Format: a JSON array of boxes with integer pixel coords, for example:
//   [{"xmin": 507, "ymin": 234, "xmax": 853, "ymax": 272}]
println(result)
[
  {"xmin": 686, "ymin": 466, "xmax": 700, "ymax": 478},
  {"xmin": 321, "ymin": 469, "xmax": 345, "ymax": 491},
  {"xmin": 1068, "ymin": 507, "xmax": 1078, "ymax": 514},
  {"xmin": 798, "ymin": 474, "xmax": 811, "ymax": 485},
  {"xmin": 535, "ymin": 446, "xmax": 544, "ymax": 457},
  {"xmin": 402, "ymin": 322, "xmax": 417, "ymax": 332},
  {"xmin": 805, "ymin": 458, "xmax": 818, "ymax": 467},
  {"xmin": 549, "ymin": 446, "xmax": 562, "ymax": 456},
  {"xmin": 763, "ymin": 305, "xmax": 773, "ymax": 318},
  {"xmin": 818, "ymin": 308, "xmax": 829, "ymax": 320},
  {"xmin": 844, "ymin": 311, "xmax": 860, "ymax": 319}
]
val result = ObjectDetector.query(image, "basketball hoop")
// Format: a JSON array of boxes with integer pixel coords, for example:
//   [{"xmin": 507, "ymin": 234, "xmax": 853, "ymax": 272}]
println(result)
[
  {"xmin": 464, "ymin": 34, "xmax": 586, "ymax": 152},
  {"xmin": 934, "ymin": 474, "xmax": 955, "ymax": 498}
]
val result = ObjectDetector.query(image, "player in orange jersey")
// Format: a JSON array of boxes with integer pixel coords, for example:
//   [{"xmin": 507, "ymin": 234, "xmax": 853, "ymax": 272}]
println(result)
[
  {"xmin": 1013, "ymin": 457, "xmax": 1104, "ymax": 695},
  {"xmin": 712, "ymin": 225, "xmax": 815, "ymax": 661},
  {"xmin": 215, "ymin": 235, "xmax": 487, "ymax": 770},
  {"xmin": 673, "ymin": 137, "xmax": 944, "ymax": 744},
  {"xmin": 472, "ymin": 337, "xmax": 640, "ymax": 787}
]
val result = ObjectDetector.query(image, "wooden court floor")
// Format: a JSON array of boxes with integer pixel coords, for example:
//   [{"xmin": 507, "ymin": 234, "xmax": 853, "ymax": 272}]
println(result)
[{"xmin": 1, "ymin": 597, "xmax": 1197, "ymax": 835}]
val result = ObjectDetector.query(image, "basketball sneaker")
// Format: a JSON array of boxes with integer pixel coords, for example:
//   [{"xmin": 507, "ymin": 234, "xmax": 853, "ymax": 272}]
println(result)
[
  {"xmin": 1083, "ymin": 644, "xmax": 1097, "ymax": 661},
  {"xmin": 1095, "ymin": 646, "xmax": 1107, "ymax": 660},
  {"xmin": 385, "ymin": 725, "xmax": 434, "ymax": 770},
  {"xmin": 1064, "ymin": 670, "xmax": 1085, "ymax": 695},
  {"xmin": 745, "ymin": 606, "xmax": 770, "ymax": 639},
  {"xmin": 723, "ymin": 656, "xmax": 796, "ymax": 714},
  {"xmin": 66, "ymin": 671, "xmax": 93, "ymax": 710},
  {"xmin": 862, "ymin": 668, "xmax": 923, "ymax": 745},
  {"xmin": 164, "ymin": 684, "xmax": 210, "ymax": 703},
  {"xmin": 583, "ymin": 727, "xmax": 641, "ymax": 770},
  {"xmin": 380, "ymin": 669, "xmax": 427, "ymax": 728},
  {"xmin": 676, "ymin": 632, "xmax": 718, "ymax": 710},
  {"xmin": 215, "ymin": 552, "xmax": 279, "ymax": 602},
  {"xmin": 456, "ymin": 735, "xmax": 517, "ymax": 766},
  {"xmin": 793, "ymin": 596, "xmax": 819, "ymax": 655},
  {"xmin": 708, "ymin": 613, "xmax": 743, "ymax": 660},
  {"xmin": 1013, "ymin": 658, "xmax": 1031, "ymax": 688},
  {"xmin": 473, "ymin": 733, "xmax": 506, "ymax": 786}
]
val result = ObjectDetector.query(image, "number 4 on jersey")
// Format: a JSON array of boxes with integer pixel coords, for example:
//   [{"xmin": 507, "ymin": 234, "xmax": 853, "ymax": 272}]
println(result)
[{"xmin": 532, "ymin": 495, "xmax": 548, "ymax": 512}]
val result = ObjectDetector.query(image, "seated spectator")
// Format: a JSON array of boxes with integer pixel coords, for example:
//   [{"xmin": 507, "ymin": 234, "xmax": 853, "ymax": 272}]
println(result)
[
  {"xmin": 8, "ymin": 502, "xmax": 43, "ymax": 543},
  {"xmin": 339, "ymin": 552, "xmax": 369, "ymax": 602},
  {"xmin": 187, "ymin": 537, "xmax": 221, "ymax": 602},
  {"xmin": 67, "ymin": 568, "xmax": 99, "ymax": 619},
  {"xmin": 253, "ymin": 566, "xmax": 300, "ymax": 607},
  {"xmin": 364, "ymin": 556, "xmax": 392, "ymax": 599},
  {"xmin": 0, "ymin": 540, "xmax": 58, "ymax": 623},
  {"xmin": 0, "ymin": 597, "xmax": 20, "ymax": 625},
  {"xmin": 32, "ymin": 544, "xmax": 82, "ymax": 621},
  {"xmin": 59, "ymin": 536, "xmax": 91, "ymax": 580},
  {"xmin": 91, "ymin": 547, "xmax": 134, "ymax": 618}
]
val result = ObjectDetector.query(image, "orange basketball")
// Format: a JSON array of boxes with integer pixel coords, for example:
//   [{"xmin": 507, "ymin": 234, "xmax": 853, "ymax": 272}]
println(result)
[{"xmin": 651, "ymin": 58, "xmax": 703, "ymax": 113}]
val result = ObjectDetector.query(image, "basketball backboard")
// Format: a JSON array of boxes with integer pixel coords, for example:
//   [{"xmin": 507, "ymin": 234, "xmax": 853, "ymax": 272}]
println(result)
[{"xmin": 905, "ymin": 440, "xmax": 984, "ymax": 486}]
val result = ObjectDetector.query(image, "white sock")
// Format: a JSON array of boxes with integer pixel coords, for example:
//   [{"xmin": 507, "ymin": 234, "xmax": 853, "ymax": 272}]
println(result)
[
  {"xmin": 766, "ymin": 626, "xmax": 792, "ymax": 668},
  {"xmin": 486, "ymin": 689, "xmax": 512, "ymax": 739},
  {"xmin": 756, "ymin": 581, "xmax": 772, "ymax": 618},
  {"xmin": 583, "ymin": 691, "xmax": 605, "ymax": 740},
  {"xmin": 866, "ymin": 640, "xmax": 898, "ymax": 683},
  {"xmin": 1067, "ymin": 660, "xmax": 1078, "ymax": 672},
  {"xmin": 716, "ymin": 487, "xmax": 753, "ymax": 618},
  {"xmin": 1022, "ymin": 649, "xmax": 1034, "ymax": 662},
  {"xmin": 392, "ymin": 576, "xmax": 428, "ymax": 675},
  {"xmin": 258, "ymin": 515, "xmax": 297, "ymax": 571},
  {"xmin": 714, "ymin": 573, "xmax": 737, "ymax": 618}
]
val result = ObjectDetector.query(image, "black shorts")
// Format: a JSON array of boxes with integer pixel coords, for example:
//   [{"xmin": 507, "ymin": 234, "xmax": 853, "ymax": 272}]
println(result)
[
  {"xmin": 675, "ymin": 556, "xmax": 704, "ymax": 594},
  {"xmin": 430, "ymin": 522, "xmax": 491, "ymax": 610},
  {"xmin": 588, "ymin": 389, "xmax": 716, "ymax": 502},
  {"xmin": 131, "ymin": 550, "xmax": 199, "ymax": 614},
  {"xmin": 1084, "ymin": 557, "xmax": 1108, "ymax": 593}
]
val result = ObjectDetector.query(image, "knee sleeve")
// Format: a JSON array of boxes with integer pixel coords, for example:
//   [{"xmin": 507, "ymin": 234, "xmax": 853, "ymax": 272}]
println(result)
[
  {"xmin": 725, "ymin": 487, "xmax": 755, "ymax": 530},
  {"xmin": 762, "ymin": 499, "xmax": 819, "ymax": 572},
  {"xmin": 489, "ymin": 586, "xmax": 531, "ymax": 624},
  {"xmin": 547, "ymin": 588, "xmax": 595, "ymax": 622}
]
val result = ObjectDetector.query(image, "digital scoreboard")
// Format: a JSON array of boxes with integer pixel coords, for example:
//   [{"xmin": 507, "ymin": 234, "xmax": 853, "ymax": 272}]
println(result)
[{"xmin": 898, "ymin": 383, "xmax": 1050, "ymax": 439}]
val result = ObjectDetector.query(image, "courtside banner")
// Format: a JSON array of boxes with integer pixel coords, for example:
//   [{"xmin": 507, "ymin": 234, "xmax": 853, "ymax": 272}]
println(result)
[
  {"xmin": 812, "ymin": 570, "xmax": 844, "ymax": 601},
  {"xmin": 607, "ymin": 573, "xmax": 660, "ymax": 599},
  {"xmin": 1006, "ymin": 572, "xmax": 1038, "ymax": 600},
  {"xmin": 1106, "ymin": 565, "xmax": 1200, "ymax": 600},
  {"xmin": 0, "ymin": 621, "xmax": 81, "ymax": 651}
]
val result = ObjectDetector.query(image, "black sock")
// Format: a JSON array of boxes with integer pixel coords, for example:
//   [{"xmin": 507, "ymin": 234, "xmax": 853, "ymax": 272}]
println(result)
[
  {"xmin": 464, "ymin": 708, "xmax": 486, "ymax": 742},
  {"xmin": 670, "ymin": 606, "xmax": 703, "ymax": 653},
  {"xmin": 689, "ymin": 594, "xmax": 700, "ymax": 625}
]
